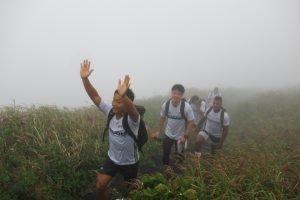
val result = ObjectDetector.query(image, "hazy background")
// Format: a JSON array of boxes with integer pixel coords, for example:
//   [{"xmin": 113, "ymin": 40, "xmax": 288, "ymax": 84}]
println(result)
[{"xmin": 1, "ymin": 0, "xmax": 299, "ymax": 107}]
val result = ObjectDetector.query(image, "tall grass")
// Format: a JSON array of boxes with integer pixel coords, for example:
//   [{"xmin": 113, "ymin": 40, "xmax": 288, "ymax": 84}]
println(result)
[
  {"xmin": 0, "ymin": 106, "xmax": 107, "ymax": 200},
  {"xmin": 131, "ymin": 89, "xmax": 300, "ymax": 199},
  {"xmin": 1, "ymin": 88, "xmax": 299, "ymax": 199}
]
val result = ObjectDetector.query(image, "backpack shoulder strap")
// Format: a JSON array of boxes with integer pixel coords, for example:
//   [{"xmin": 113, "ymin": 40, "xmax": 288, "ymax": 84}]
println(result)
[
  {"xmin": 180, "ymin": 99, "xmax": 187, "ymax": 124},
  {"xmin": 202, "ymin": 106, "xmax": 212, "ymax": 132},
  {"xmin": 102, "ymin": 109, "xmax": 115, "ymax": 142},
  {"xmin": 205, "ymin": 107, "xmax": 213, "ymax": 117},
  {"xmin": 123, "ymin": 113, "xmax": 148, "ymax": 153},
  {"xmin": 122, "ymin": 113, "xmax": 137, "ymax": 142},
  {"xmin": 220, "ymin": 108, "xmax": 226, "ymax": 127},
  {"xmin": 164, "ymin": 99, "xmax": 171, "ymax": 117}
]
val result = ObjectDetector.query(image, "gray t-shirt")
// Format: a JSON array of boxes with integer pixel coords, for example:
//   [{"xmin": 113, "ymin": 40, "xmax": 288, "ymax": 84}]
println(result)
[
  {"xmin": 204, "ymin": 108, "xmax": 229, "ymax": 138},
  {"xmin": 99, "ymin": 101, "xmax": 140, "ymax": 165},
  {"xmin": 160, "ymin": 100, "xmax": 194, "ymax": 140}
]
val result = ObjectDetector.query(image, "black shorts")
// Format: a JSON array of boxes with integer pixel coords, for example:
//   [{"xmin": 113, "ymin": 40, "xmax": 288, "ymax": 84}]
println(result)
[
  {"xmin": 199, "ymin": 130, "xmax": 221, "ymax": 143},
  {"xmin": 99, "ymin": 156, "xmax": 139, "ymax": 182},
  {"xmin": 208, "ymin": 134, "xmax": 221, "ymax": 143}
]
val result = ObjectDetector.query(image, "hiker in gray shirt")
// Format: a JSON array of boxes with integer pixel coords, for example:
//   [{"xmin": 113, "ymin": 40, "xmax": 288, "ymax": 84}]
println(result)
[
  {"xmin": 153, "ymin": 84, "xmax": 194, "ymax": 165},
  {"xmin": 80, "ymin": 60, "xmax": 140, "ymax": 200}
]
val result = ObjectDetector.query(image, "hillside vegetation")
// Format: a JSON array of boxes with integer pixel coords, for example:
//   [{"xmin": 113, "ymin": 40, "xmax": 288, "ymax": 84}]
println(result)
[{"xmin": 1, "ymin": 88, "xmax": 299, "ymax": 199}]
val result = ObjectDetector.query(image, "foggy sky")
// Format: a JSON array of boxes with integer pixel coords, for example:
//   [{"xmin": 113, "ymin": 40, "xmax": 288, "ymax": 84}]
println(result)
[{"xmin": 1, "ymin": 0, "xmax": 300, "ymax": 107}]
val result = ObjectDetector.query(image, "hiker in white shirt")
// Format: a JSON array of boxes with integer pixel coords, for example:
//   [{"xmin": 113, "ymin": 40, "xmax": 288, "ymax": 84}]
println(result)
[
  {"xmin": 195, "ymin": 96, "xmax": 230, "ymax": 158},
  {"xmin": 80, "ymin": 59, "xmax": 140, "ymax": 200},
  {"xmin": 152, "ymin": 84, "xmax": 194, "ymax": 165}
]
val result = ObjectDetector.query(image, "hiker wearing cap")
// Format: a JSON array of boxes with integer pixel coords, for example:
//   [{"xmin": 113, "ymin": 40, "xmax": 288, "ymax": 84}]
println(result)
[
  {"xmin": 152, "ymin": 84, "xmax": 194, "ymax": 165},
  {"xmin": 80, "ymin": 60, "xmax": 141, "ymax": 200},
  {"xmin": 195, "ymin": 96, "xmax": 230, "ymax": 158}
]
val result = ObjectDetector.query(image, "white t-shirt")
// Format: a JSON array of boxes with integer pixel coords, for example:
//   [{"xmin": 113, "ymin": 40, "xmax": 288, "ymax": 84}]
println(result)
[
  {"xmin": 203, "ymin": 108, "xmax": 229, "ymax": 138},
  {"xmin": 99, "ymin": 101, "xmax": 140, "ymax": 165},
  {"xmin": 160, "ymin": 100, "xmax": 194, "ymax": 140}
]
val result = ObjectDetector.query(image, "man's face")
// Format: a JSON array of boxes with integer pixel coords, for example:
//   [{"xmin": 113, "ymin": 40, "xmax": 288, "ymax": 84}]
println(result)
[
  {"xmin": 171, "ymin": 90, "xmax": 183, "ymax": 105},
  {"xmin": 213, "ymin": 99, "xmax": 222, "ymax": 112},
  {"xmin": 112, "ymin": 93, "xmax": 125, "ymax": 114}
]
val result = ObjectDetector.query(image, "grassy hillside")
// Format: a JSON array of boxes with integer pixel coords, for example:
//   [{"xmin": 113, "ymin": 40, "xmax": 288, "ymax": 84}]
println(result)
[
  {"xmin": 1, "ymin": 88, "xmax": 299, "ymax": 199},
  {"xmin": 0, "ymin": 106, "xmax": 106, "ymax": 200},
  {"xmin": 130, "ymin": 89, "xmax": 300, "ymax": 199}
]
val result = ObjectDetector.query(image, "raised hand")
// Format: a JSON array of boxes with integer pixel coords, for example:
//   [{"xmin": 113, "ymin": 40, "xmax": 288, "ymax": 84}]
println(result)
[
  {"xmin": 117, "ymin": 75, "xmax": 130, "ymax": 97},
  {"xmin": 80, "ymin": 59, "xmax": 94, "ymax": 79}
]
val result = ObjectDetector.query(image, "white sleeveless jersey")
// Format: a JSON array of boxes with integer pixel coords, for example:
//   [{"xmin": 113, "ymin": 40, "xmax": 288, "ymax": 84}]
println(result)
[{"xmin": 99, "ymin": 101, "xmax": 140, "ymax": 165}]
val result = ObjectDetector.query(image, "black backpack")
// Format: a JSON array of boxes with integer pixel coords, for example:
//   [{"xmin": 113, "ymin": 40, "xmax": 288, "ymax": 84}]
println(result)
[
  {"xmin": 102, "ymin": 105, "xmax": 148, "ymax": 152},
  {"xmin": 165, "ymin": 98, "xmax": 187, "ymax": 125}
]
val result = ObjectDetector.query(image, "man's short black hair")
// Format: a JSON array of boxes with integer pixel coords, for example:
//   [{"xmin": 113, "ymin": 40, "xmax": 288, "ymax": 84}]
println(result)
[
  {"xmin": 171, "ymin": 84, "xmax": 185, "ymax": 94},
  {"xmin": 114, "ymin": 89, "xmax": 135, "ymax": 101},
  {"xmin": 214, "ymin": 95, "xmax": 222, "ymax": 103}
]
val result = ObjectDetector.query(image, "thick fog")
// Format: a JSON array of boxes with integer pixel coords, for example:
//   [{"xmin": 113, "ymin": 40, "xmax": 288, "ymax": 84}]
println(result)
[{"xmin": 1, "ymin": 0, "xmax": 299, "ymax": 107}]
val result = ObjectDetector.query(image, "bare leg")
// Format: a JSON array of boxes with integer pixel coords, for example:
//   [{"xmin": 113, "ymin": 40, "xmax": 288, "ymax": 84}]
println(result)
[
  {"xmin": 195, "ymin": 134, "xmax": 205, "ymax": 158},
  {"xmin": 96, "ymin": 173, "xmax": 112, "ymax": 200},
  {"xmin": 195, "ymin": 134, "xmax": 205, "ymax": 152}
]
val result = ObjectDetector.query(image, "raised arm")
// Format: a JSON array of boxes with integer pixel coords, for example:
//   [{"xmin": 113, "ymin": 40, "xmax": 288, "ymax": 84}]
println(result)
[
  {"xmin": 117, "ymin": 75, "xmax": 139, "ymax": 122},
  {"xmin": 80, "ymin": 59, "xmax": 101, "ymax": 106}
]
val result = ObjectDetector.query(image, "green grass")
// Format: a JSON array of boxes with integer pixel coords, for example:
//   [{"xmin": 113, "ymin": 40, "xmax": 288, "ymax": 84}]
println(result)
[
  {"xmin": 1, "ymin": 88, "xmax": 300, "ymax": 199},
  {"xmin": 0, "ymin": 106, "xmax": 107, "ymax": 199}
]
